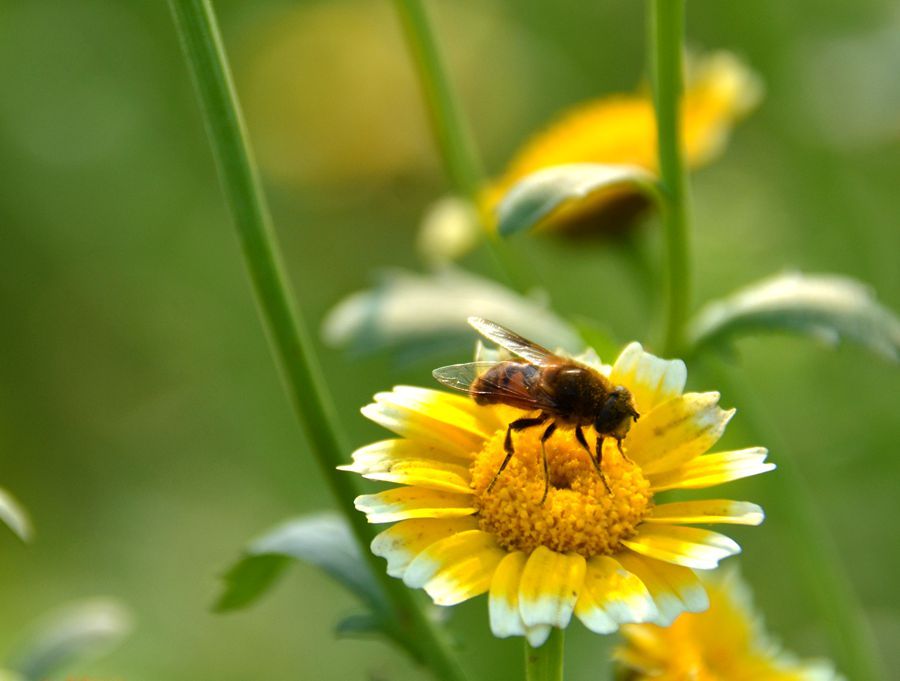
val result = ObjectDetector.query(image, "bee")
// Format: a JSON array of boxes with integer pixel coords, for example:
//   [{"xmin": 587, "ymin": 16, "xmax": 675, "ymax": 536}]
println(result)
[{"xmin": 433, "ymin": 317, "xmax": 640, "ymax": 502}]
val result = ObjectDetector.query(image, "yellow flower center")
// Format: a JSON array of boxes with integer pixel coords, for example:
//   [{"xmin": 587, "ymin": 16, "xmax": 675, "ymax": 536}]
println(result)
[{"xmin": 471, "ymin": 423, "xmax": 652, "ymax": 556}]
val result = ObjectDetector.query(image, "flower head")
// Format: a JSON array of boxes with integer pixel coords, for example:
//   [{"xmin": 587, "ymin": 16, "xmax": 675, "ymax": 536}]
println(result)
[
  {"xmin": 615, "ymin": 569, "xmax": 842, "ymax": 680},
  {"xmin": 481, "ymin": 51, "xmax": 762, "ymax": 235},
  {"xmin": 343, "ymin": 342, "xmax": 773, "ymax": 646}
]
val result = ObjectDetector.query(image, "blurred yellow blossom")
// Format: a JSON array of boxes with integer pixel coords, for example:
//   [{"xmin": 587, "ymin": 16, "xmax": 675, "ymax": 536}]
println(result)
[
  {"xmin": 616, "ymin": 569, "xmax": 842, "ymax": 680},
  {"xmin": 482, "ymin": 51, "xmax": 763, "ymax": 235},
  {"xmin": 239, "ymin": 0, "xmax": 538, "ymax": 188}
]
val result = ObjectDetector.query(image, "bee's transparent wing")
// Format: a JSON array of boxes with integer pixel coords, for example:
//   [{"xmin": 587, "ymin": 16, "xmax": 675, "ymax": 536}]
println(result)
[
  {"xmin": 467, "ymin": 317, "xmax": 561, "ymax": 367},
  {"xmin": 433, "ymin": 360, "xmax": 549, "ymax": 412},
  {"xmin": 432, "ymin": 362, "xmax": 499, "ymax": 394}
]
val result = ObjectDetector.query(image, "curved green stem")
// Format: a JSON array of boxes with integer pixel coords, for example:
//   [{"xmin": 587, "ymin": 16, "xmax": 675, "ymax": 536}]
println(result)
[
  {"xmin": 391, "ymin": 0, "xmax": 534, "ymax": 292},
  {"xmin": 649, "ymin": 0, "xmax": 692, "ymax": 356},
  {"xmin": 525, "ymin": 629, "xmax": 564, "ymax": 681},
  {"xmin": 706, "ymin": 359, "xmax": 885, "ymax": 681},
  {"xmin": 167, "ymin": 3, "xmax": 467, "ymax": 681},
  {"xmin": 392, "ymin": 0, "xmax": 483, "ymax": 201}
]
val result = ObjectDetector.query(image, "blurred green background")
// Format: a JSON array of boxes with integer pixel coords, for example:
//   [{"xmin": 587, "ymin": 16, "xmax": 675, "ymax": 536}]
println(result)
[{"xmin": 1, "ymin": 0, "xmax": 898, "ymax": 679}]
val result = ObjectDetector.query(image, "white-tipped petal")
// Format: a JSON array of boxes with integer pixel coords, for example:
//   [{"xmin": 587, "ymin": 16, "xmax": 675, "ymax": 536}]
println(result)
[
  {"xmin": 371, "ymin": 517, "xmax": 479, "ymax": 577},
  {"xmin": 626, "ymin": 392, "xmax": 734, "ymax": 473},
  {"xmin": 489, "ymin": 552, "xmax": 528, "ymax": 638},
  {"xmin": 518, "ymin": 547, "xmax": 586, "ymax": 629},
  {"xmin": 403, "ymin": 530, "xmax": 505, "ymax": 605},
  {"xmin": 575, "ymin": 556, "xmax": 658, "ymax": 634},
  {"xmin": 646, "ymin": 499, "xmax": 765, "ymax": 526},
  {"xmin": 649, "ymin": 447, "xmax": 775, "ymax": 492},
  {"xmin": 616, "ymin": 552, "xmax": 708, "ymax": 626},
  {"xmin": 622, "ymin": 525, "xmax": 741, "ymax": 570},
  {"xmin": 354, "ymin": 488, "xmax": 475, "ymax": 524},
  {"xmin": 610, "ymin": 342, "xmax": 687, "ymax": 414}
]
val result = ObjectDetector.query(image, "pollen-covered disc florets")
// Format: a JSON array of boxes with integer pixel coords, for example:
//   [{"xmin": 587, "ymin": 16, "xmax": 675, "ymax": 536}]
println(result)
[
  {"xmin": 347, "ymin": 342, "xmax": 775, "ymax": 647},
  {"xmin": 472, "ymin": 428, "xmax": 652, "ymax": 556}
]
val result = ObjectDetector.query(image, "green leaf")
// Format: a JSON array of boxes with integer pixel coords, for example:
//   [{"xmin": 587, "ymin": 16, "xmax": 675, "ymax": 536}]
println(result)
[
  {"xmin": 688, "ymin": 272, "xmax": 900, "ymax": 361},
  {"xmin": 322, "ymin": 266, "xmax": 583, "ymax": 359},
  {"xmin": 215, "ymin": 512, "xmax": 386, "ymax": 614},
  {"xmin": 334, "ymin": 612, "xmax": 384, "ymax": 640},
  {"xmin": 0, "ymin": 670, "xmax": 26, "ymax": 681},
  {"xmin": 9, "ymin": 599, "xmax": 132, "ymax": 681},
  {"xmin": 0, "ymin": 487, "xmax": 32, "ymax": 543},
  {"xmin": 496, "ymin": 163, "xmax": 660, "ymax": 236}
]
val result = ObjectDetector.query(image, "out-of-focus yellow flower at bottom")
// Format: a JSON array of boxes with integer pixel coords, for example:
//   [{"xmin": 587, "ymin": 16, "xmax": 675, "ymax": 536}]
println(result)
[
  {"xmin": 481, "ymin": 51, "xmax": 763, "ymax": 236},
  {"xmin": 343, "ymin": 342, "xmax": 774, "ymax": 646},
  {"xmin": 615, "ymin": 569, "xmax": 842, "ymax": 681}
]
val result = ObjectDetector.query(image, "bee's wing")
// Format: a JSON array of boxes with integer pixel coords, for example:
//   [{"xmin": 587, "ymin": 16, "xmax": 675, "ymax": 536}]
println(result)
[
  {"xmin": 433, "ymin": 360, "xmax": 551, "ymax": 412},
  {"xmin": 467, "ymin": 317, "xmax": 562, "ymax": 367},
  {"xmin": 432, "ymin": 361, "xmax": 501, "ymax": 394}
]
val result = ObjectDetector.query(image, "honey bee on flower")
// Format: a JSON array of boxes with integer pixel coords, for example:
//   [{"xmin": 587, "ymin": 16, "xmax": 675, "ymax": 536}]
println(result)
[{"xmin": 342, "ymin": 321, "xmax": 774, "ymax": 646}]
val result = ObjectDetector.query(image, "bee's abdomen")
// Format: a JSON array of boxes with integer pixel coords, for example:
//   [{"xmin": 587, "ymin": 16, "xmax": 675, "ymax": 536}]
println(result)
[{"xmin": 471, "ymin": 361, "xmax": 540, "ymax": 407}]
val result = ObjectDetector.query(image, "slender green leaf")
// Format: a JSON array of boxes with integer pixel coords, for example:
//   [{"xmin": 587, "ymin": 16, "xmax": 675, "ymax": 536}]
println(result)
[
  {"xmin": 335, "ymin": 612, "xmax": 384, "ymax": 640},
  {"xmin": 688, "ymin": 272, "xmax": 900, "ymax": 361},
  {"xmin": 9, "ymin": 599, "xmax": 132, "ymax": 681},
  {"xmin": 215, "ymin": 512, "xmax": 386, "ymax": 613},
  {"xmin": 0, "ymin": 487, "xmax": 32, "ymax": 543},
  {"xmin": 322, "ymin": 267, "xmax": 582, "ymax": 359},
  {"xmin": 496, "ymin": 163, "xmax": 659, "ymax": 236}
]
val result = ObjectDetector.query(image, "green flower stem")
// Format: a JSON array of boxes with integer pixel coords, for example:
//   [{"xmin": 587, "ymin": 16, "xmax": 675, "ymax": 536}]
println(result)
[
  {"xmin": 392, "ymin": 0, "xmax": 483, "ymax": 201},
  {"xmin": 525, "ymin": 630, "xmax": 564, "ymax": 681},
  {"xmin": 167, "ymin": 3, "xmax": 467, "ymax": 681},
  {"xmin": 391, "ymin": 0, "xmax": 533, "ymax": 292},
  {"xmin": 707, "ymin": 360, "xmax": 885, "ymax": 681},
  {"xmin": 649, "ymin": 0, "xmax": 692, "ymax": 356}
]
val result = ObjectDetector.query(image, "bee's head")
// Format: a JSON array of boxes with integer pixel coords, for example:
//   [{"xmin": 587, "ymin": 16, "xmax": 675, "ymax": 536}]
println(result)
[{"xmin": 595, "ymin": 385, "xmax": 639, "ymax": 439}]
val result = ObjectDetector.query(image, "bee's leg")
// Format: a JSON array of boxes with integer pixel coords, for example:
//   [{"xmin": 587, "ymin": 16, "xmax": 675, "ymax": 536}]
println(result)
[
  {"xmin": 539, "ymin": 422, "xmax": 557, "ymax": 505},
  {"xmin": 594, "ymin": 435, "xmax": 613, "ymax": 494},
  {"xmin": 575, "ymin": 425, "xmax": 592, "ymax": 457},
  {"xmin": 616, "ymin": 437, "xmax": 634, "ymax": 464},
  {"xmin": 488, "ymin": 413, "xmax": 549, "ymax": 493},
  {"xmin": 577, "ymin": 427, "xmax": 610, "ymax": 492}
]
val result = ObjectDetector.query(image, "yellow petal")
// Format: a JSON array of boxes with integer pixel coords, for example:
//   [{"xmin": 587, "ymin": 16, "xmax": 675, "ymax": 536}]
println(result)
[
  {"xmin": 622, "ymin": 525, "xmax": 741, "ymax": 570},
  {"xmin": 518, "ymin": 546, "xmax": 586, "ymax": 629},
  {"xmin": 386, "ymin": 385, "xmax": 502, "ymax": 436},
  {"xmin": 681, "ymin": 51, "xmax": 764, "ymax": 167},
  {"xmin": 646, "ymin": 500, "xmax": 765, "ymax": 526},
  {"xmin": 610, "ymin": 342, "xmax": 687, "ymax": 415},
  {"xmin": 489, "ymin": 551, "xmax": 528, "ymax": 638},
  {"xmin": 574, "ymin": 555, "xmax": 657, "ymax": 634},
  {"xmin": 340, "ymin": 439, "xmax": 472, "ymax": 493},
  {"xmin": 343, "ymin": 438, "xmax": 473, "ymax": 467},
  {"xmin": 616, "ymin": 552, "xmax": 708, "ymax": 626},
  {"xmin": 649, "ymin": 447, "xmax": 775, "ymax": 492},
  {"xmin": 403, "ymin": 529, "xmax": 505, "ymax": 605},
  {"xmin": 362, "ymin": 387, "xmax": 491, "ymax": 456},
  {"xmin": 354, "ymin": 488, "xmax": 475, "ymax": 524},
  {"xmin": 625, "ymin": 392, "xmax": 734, "ymax": 474},
  {"xmin": 371, "ymin": 517, "xmax": 480, "ymax": 578}
]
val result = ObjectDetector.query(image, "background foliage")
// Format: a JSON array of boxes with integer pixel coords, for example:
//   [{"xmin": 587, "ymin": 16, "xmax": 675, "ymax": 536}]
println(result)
[{"xmin": 1, "ymin": 0, "xmax": 897, "ymax": 679}]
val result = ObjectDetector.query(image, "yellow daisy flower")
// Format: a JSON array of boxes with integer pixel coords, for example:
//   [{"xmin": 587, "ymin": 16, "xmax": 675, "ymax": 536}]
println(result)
[
  {"xmin": 481, "ymin": 52, "xmax": 762, "ymax": 234},
  {"xmin": 343, "ymin": 342, "xmax": 774, "ymax": 646},
  {"xmin": 615, "ymin": 569, "xmax": 842, "ymax": 680}
]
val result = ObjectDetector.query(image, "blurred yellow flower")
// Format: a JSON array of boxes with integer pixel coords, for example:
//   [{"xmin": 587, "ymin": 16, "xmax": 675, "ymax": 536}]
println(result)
[
  {"xmin": 239, "ymin": 0, "xmax": 539, "ymax": 188},
  {"xmin": 342, "ymin": 342, "xmax": 773, "ymax": 645},
  {"xmin": 615, "ymin": 569, "xmax": 842, "ymax": 680},
  {"xmin": 482, "ymin": 51, "xmax": 763, "ymax": 235}
]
